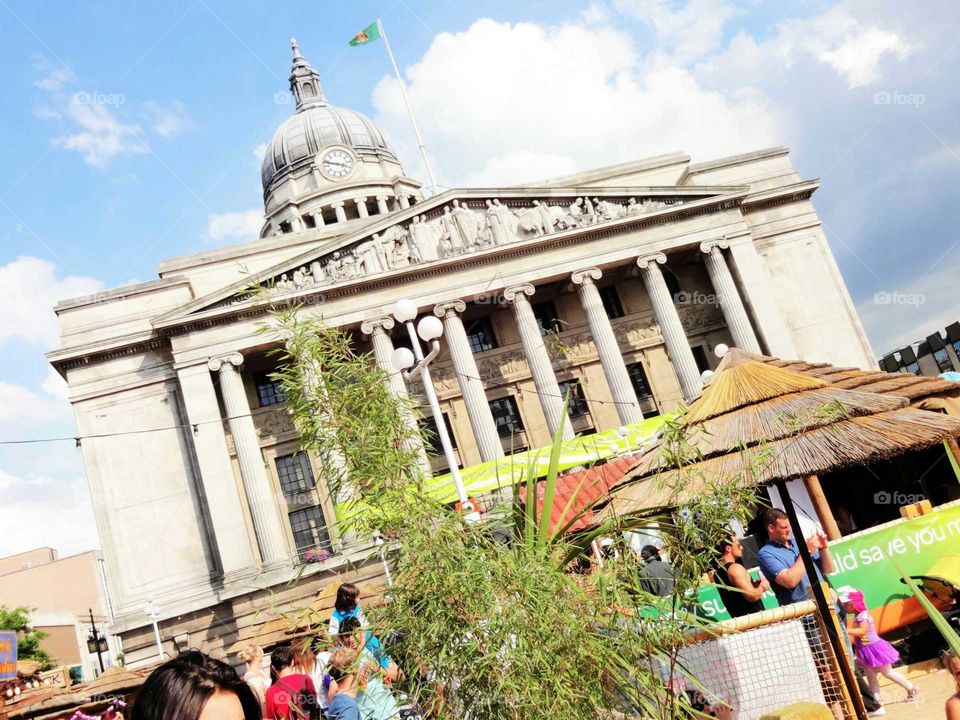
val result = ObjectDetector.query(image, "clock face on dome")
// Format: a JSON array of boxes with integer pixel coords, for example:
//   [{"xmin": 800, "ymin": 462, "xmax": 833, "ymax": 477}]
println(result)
[{"xmin": 320, "ymin": 149, "xmax": 354, "ymax": 179}]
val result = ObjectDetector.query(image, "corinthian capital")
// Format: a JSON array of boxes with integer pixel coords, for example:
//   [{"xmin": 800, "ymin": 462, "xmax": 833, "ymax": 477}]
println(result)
[
  {"xmin": 360, "ymin": 316, "xmax": 395, "ymax": 336},
  {"xmin": 207, "ymin": 352, "xmax": 244, "ymax": 373},
  {"xmin": 636, "ymin": 252, "xmax": 667, "ymax": 271},
  {"xmin": 502, "ymin": 284, "xmax": 536, "ymax": 303},
  {"xmin": 434, "ymin": 299, "xmax": 467, "ymax": 318}
]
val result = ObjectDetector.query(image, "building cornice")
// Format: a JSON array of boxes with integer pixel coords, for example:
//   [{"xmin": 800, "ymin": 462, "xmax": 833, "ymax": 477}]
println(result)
[{"xmin": 740, "ymin": 179, "xmax": 820, "ymax": 213}]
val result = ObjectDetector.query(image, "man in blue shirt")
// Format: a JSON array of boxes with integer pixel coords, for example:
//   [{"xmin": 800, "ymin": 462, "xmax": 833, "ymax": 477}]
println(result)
[{"xmin": 757, "ymin": 508, "xmax": 834, "ymax": 606}]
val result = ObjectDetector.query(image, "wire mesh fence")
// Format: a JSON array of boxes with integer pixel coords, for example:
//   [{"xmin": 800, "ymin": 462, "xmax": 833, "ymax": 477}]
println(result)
[{"xmin": 667, "ymin": 600, "xmax": 857, "ymax": 720}]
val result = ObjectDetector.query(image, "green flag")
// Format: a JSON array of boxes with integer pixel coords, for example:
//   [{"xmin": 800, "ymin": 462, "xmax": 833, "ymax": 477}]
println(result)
[{"xmin": 349, "ymin": 21, "xmax": 381, "ymax": 46}]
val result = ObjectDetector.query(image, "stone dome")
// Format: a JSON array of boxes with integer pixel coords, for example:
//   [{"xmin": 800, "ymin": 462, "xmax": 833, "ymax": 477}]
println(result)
[
  {"xmin": 260, "ymin": 104, "xmax": 397, "ymax": 193},
  {"xmin": 260, "ymin": 38, "xmax": 399, "ymax": 196}
]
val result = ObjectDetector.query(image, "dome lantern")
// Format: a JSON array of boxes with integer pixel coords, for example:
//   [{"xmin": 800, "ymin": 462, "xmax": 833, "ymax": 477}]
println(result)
[{"xmin": 289, "ymin": 37, "xmax": 326, "ymax": 112}]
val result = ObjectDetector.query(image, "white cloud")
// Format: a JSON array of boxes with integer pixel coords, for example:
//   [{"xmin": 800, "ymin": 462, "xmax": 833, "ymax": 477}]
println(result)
[
  {"xmin": 372, "ymin": 18, "xmax": 783, "ymax": 188},
  {"xmin": 141, "ymin": 100, "xmax": 195, "ymax": 138},
  {"xmin": 207, "ymin": 209, "xmax": 264, "ymax": 243},
  {"xmin": 614, "ymin": 0, "xmax": 739, "ymax": 64},
  {"xmin": 0, "ymin": 381, "xmax": 70, "ymax": 429},
  {"xmin": 32, "ymin": 106, "xmax": 62, "ymax": 121},
  {"xmin": 0, "ymin": 472, "xmax": 99, "ymax": 556},
  {"xmin": 33, "ymin": 66, "xmax": 75, "ymax": 91},
  {"xmin": 0, "ymin": 256, "xmax": 104, "ymax": 349},
  {"xmin": 54, "ymin": 94, "xmax": 150, "ymax": 167},
  {"xmin": 767, "ymin": 8, "xmax": 912, "ymax": 88}
]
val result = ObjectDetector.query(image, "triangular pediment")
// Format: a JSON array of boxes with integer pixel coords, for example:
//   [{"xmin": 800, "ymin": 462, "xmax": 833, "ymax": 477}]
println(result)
[{"xmin": 153, "ymin": 185, "xmax": 748, "ymax": 329}]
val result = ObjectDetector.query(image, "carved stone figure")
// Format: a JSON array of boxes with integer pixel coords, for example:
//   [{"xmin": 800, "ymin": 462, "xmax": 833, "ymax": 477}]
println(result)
[
  {"xmin": 626, "ymin": 198, "xmax": 641, "ymax": 216},
  {"xmin": 410, "ymin": 215, "xmax": 439, "ymax": 262},
  {"xmin": 534, "ymin": 200, "xmax": 554, "ymax": 233},
  {"xmin": 582, "ymin": 197, "xmax": 596, "ymax": 225},
  {"xmin": 440, "ymin": 206, "xmax": 466, "ymax": 253},
  {"xmin": 276, "ymin": 273, "xmax": 293, "ymax": 290},
  {"xmin": 483, "ymin": 200, "xmax": 509, "ymax": 245},
  {"xmin": 310, "ymin": 260, "xmax": 326, "ymax": 283},
  {"xmin": 371, "ymin": 233, "xmax": 390, "ymax": 270},
  {"xmin": 341, "ymin": 252, "xmax": 357, "ymax": 279},
  {"xmin": 492, "ymin": 199, "xmax": 519, "ymax": 236},
  {"xmin": 568, "ymin": 197, "xmax": 584, "ymax": 225},
  {"xmin": 439, "ymin": 234, "xmax": 455, "ymax": 258},
  {"xmin": 452, "ymin": 199, "xmax": 481, "ymax": 249},
  {"xmin": 292, "ymin": 266, "xmax": 313, "ymax": 288},
  {"xmin": 355, "ymin": 238, "xmax": 383, "ymax": 275},
  {"xmin": 328, "ymin": 252, "xmax": 343, "ymax": 280},
  {"xmin": 517, "ymin": 202, "xmax": 548, "ymax": 236},
  {"xmin": 593, "ymin": 198, "xmax": 623, "ymax": 221}
]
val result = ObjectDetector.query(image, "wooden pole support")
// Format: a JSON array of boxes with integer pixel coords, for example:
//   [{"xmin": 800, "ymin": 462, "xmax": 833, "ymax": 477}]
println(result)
[{"xmin": 803, "ymin": 474, "xmax": 841, "ymax": 541}]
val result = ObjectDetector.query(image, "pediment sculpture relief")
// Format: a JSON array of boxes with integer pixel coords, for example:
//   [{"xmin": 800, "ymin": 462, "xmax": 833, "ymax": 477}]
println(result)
[{"xmin": 262, "ymin": 195, "xmax": 688, "ymax": 297}]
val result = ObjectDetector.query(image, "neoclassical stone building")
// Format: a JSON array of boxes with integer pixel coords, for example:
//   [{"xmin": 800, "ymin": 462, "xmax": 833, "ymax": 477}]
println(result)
[{"xmin": 48, "ymin": 41, "xmax": 874, "ymax": 665}]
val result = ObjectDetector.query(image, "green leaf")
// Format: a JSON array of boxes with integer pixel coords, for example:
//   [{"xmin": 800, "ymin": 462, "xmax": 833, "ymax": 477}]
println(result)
[{"xmin": 536, "ymin": 394, "xmax": 570, "ymax": 548}]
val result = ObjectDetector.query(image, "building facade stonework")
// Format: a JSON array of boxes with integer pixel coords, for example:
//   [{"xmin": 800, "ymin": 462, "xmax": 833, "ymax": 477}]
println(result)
[{"xmin": 47, "ymin": 41, "xmax": 874, "ymax": 666}]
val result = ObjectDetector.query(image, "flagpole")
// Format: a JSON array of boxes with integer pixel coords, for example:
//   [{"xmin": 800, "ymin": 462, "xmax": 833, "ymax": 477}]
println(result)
[{"xmin": 376, "ymin": 18, "xmax": 438, "ymax": 195}]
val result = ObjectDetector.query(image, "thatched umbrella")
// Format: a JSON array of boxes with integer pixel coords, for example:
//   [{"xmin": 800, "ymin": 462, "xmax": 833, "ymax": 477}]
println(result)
[
  {"xmin": 600, "ymin": 349, "xmax": 960, "ymax": 519},
  {"xmin": 595, "ymin": 348, "xmax": 960, "ymax": 720}
]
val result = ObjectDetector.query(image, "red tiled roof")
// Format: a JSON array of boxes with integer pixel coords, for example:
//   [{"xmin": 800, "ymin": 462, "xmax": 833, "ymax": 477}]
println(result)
[{"xmin": 521, "ymin": 456, "xmax": 642, "ymax": 535}]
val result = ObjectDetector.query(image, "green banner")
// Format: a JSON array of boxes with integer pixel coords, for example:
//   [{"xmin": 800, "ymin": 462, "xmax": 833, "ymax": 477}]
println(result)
[{"xmin": 699, "ymin": 502, "xmax": 960, "ymax": 627}]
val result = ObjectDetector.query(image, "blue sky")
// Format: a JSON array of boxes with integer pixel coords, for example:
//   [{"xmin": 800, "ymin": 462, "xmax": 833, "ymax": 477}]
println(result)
[{"xmin": 1, "ymin": 0, "xmax": 958, "ymax": 556}]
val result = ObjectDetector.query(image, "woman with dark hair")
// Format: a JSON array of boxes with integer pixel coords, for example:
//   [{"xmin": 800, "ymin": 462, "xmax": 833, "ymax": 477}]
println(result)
[
  {"xmin": 130, "ymin": 650, "xmax": 261, "ymax": 720},
  {"xmin": 265, "ymin": 644, "xmax": 320, "ymax": 719}
]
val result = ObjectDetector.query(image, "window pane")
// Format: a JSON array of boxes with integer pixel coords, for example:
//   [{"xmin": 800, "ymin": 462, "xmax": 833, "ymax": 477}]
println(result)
[
  {"xmin": 599, "ymin": 286, "xmax": 625, "ymax": 319},
  {"xmin": 557, "ymin": 380, "xmax": 589, "ymax": 417},
  {"xmin": 418, "ymin": 413, "xmax": 458, "ymax": 456},
  {"xmin": 934, "ymin": 347, "xmax": 953, "ymax": 372},
  {"xmin": 627, "ymin": 362, "xmax": 659, "ymax": 417},
  {"xmin": 288, "ymin": 506, "xmax": 331, "ymax": 559},
  {"xmin": 532, "ymin": 301, "xmax": 561, "ymax": 336},
  {"xmin": 254, "ymin": 372, "xmax": 286, "ymax": 407},
  {"xmin": 489, "ymin": 397, "xmax": 525, "ymax": 437},
  {"xmin": 275, "ymin": 453, "xmax": 315, "ymax": 495},
  {"xmin": 691, "ymin": 346, "xmax": 711, "ymax": 374},
  {"xmin": 465, "ymin": 317, "xmax": 498, "ymax": 353}
]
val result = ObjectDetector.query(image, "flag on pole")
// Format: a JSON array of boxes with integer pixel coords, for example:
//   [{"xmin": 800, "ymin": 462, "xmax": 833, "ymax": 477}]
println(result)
[{"xmin": 349, "ymin": 21, "xmax": 381, "ymax": 46}]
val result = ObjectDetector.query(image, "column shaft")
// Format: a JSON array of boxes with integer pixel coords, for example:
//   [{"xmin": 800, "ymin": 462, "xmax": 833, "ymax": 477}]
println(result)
[
  {"xmin": 177, "ymin": 364, "xmax": 256, "ymax": 577},
  {"xmin": 504, "ymin": 285, "xmax": 575, "ymax": 440},
  {"xmin": 637, "ymin": 254, "xmax": 703, "ymax": 402},
  {"xmin": 209, "ymin": 354, "xmax": 288, "ymax": 567},
  {"xmin": 701, "ymin": 241, "xmax": 762, "ymax": 354},
  {"xmin": 362, "ymin": 318, "xmax": 432, "ymax": 476},
  {"xmin": 376, "ymin": 195, "xmax": 390, "ymax": 214},
  {"xmin": 434, "ymin": 302, "xmax": 504, "ymax": 461},
  {"xmin": 355, "ymin": 197, "xmax": 369, "ymax": 218},
  {"xmin": 333, "ymin": 202, "xmax": 346, "ymax": 223},
  {"xmin": 572, "ymin": 269, "xmax": 644, "ymax": 425}
]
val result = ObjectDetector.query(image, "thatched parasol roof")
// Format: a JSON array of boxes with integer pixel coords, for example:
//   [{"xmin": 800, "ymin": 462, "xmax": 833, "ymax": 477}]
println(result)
[{"xmin": 600, "ymin": 349, "xmax": 960, "ymax": 518}]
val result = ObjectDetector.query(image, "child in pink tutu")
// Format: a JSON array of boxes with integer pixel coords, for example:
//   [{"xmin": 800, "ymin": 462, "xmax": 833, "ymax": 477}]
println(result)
[{"xmin": 840, "ymin": 588, "xmax": 918, "ymax": 708}]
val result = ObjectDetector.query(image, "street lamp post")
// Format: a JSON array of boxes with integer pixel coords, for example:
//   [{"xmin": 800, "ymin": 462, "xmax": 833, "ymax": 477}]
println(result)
[
  {"xmin": 144, "ymin": 600, "xmax": 164, "ymax": 662},
  {"xmin": 86, "ymin": 608, "xmax": 106, "ymax": 673},
  {"xmin": 390, "ymin": 299, "xmax": 480, "ymax": 521}
]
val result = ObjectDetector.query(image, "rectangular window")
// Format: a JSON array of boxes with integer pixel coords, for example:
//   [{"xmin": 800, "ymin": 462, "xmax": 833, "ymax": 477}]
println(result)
[
  {"xmin": 691, "ymin": 346, "xmax": 711, "ymax": 374},
  {"xmin": 627, "ymin": 362, "xmax": 660, "ymax": 417},
  {"xmin": 599, "ymin": 286, "xmax": 625, "ymax": 319},
  {"xmin": 489, "ymin": 396, "xmax": 525, "ymax": 438},
  {"xmin": 934, "ymin": 347, "xmax": 953, "ymax": 373},
  {"xmin": 532, "ymin": 301, "xmax": 561, "ymax": 336},
  {"xmin": 557, "ymin": 380, "xmax": 590, "ymax": 418},
  {"xmin": 288, "ymin": 506, "xmax": 331, "ymax": 559},
  {"xmin": 465, "ymin": 316, "xmax": 498, "ymax": 354},
  {"xmin": 953, "ymin": 341, "xmax": 960, "ymax": 362},
  {"xmin": 904, "ymin": 361, "xmax": 921, "ymax": 376},
  {"xmin": 254, "ymin": 372, "xmax": 286, "ymax": 407},
  {"xmin": 275, "ymin": 453, "xmax": 316, "ymax": 495},
  {"xmin": 418, "ymin": 413, "xmax": 458, "ymax": 457}
]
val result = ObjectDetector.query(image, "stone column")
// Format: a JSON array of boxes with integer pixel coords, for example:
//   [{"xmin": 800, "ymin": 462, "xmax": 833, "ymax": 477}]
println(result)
[
  {"xmin": 503, "ymin": 284, "xmax": 575, "ymax": 440},
  {"xmin": 397, "ymin": 194, "xmax": 410, "ymax": 210},
  {"xmin": 361, "ymin": 318, "xmax": 431, "ymax": 476},
  {"xmin": 636, "ymin": 253, "xmax": 703, "ymax": 402},
  {"xmin": 176, "ymin": 363, "xmax": 256, "ymax": 578},
  {"xmin": 726, "ymin": 236, "xmax": 797, "ymax": 358},
  {"xmin": 376, "ymin": 195, "xmax": 390, "ymax": 215},
  {"xmin": 433, "ymin": 301, "xmax": 504, "ymax": 461},
  {"xmin": 311, "ymin": 211, "xmax": 325, "ymax": 228},
  {"xmin": 700, "ymin": 240, "xmax": 762, "ymax": 354},
  {"xmin": 571, "ymin": 268, "xmax": 645, "ymax": 425},
  {"xmin": 354, "ymin": 197, "xmax": 369, "ymax": 218},
  {"xmin": 207, "ymin": 353, "xmax": 289, "ymax": 567},
  {"xmin": 332, "ymin": 201, "xmax": 346, "ymax": 224}
]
